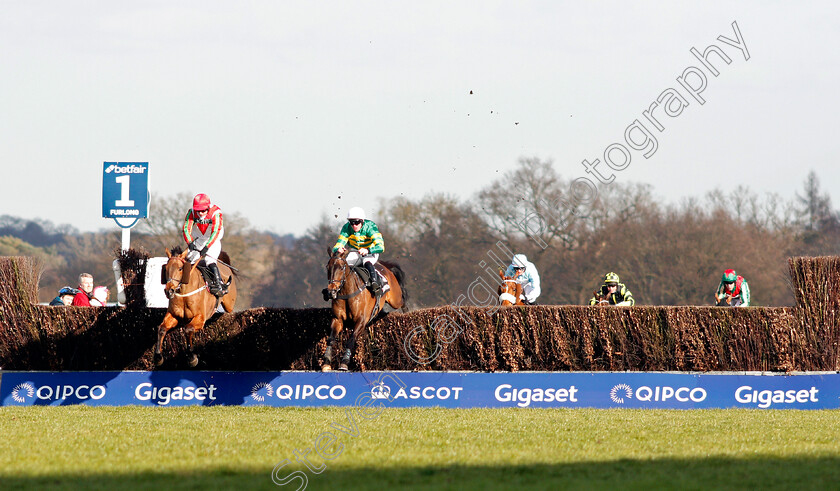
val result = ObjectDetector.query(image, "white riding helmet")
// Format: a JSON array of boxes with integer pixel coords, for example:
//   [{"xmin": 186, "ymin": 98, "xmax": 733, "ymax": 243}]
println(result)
[
  {"xmin": 512, "ymin": 254, "xmax": 528, "ymax": 268},
  {"xmin": 347, "ymin": 207, "xmax": 366, "ymax": 221}
]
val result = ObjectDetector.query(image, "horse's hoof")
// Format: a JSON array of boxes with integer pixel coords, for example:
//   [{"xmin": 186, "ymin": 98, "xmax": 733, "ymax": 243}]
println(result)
[
  {"xmin": 338, "ymin": 363, "xmax": 349, "ymax": 371},
  {"xmin": 154, "ymin": 353, "xmax": 163, "ymax": 367},
  {"xmin": 188, "ymin": 354, "xmax": 199, "ymax": 367},
  {"xmin": 321, "ymin": 364, "xmax": 332, "ymax": 372}
]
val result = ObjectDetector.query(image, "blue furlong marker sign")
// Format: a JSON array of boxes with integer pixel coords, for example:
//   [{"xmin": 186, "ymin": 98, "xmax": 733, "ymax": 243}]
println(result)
[
  {"xmin": 1, "ymin": 372, "xmax": 838, "ymax": 409},
  {"xmin": 101, "ymin": 161, "xmax": 149, "ymax": 219}
]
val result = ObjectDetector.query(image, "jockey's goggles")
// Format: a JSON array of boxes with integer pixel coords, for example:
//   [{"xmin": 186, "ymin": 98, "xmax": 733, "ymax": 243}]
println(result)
[
  {"xmin": 607, "ymin": 283, "xmax": 618, "ymax": 287},
  {"xmin": 349, "ymin": 219, "xmax": 363, "ymax": 225}
]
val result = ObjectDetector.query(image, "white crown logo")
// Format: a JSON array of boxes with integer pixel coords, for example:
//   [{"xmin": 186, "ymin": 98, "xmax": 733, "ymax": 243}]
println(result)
[{"xmin": 371, "ymin": 383, "xmax": 390, "ymax": 400}]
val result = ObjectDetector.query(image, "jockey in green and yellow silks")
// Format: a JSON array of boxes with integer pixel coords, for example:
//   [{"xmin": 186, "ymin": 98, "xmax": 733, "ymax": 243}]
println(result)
[
  {"xmin": 333, "ymin": 207, "xmax": 385, "ymax": 294},
  {"xmin": 590, "ymin": 272, "xmax": 635, "ymax": 306}
]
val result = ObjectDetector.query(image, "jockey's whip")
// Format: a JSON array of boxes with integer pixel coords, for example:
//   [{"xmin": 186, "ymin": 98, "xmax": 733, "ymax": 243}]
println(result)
[{"xmin": 216, "ymin": 258, "xmax": 240, "ymax": 273}]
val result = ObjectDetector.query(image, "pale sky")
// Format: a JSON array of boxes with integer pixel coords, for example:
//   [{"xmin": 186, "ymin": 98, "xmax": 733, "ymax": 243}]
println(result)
[{"xmin": 1, "ymin": 1, "xmax": 838, "ymax": 237}]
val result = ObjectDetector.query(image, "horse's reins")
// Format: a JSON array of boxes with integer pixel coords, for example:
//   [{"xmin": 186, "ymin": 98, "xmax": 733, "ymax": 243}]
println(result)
[
  {"xmin": 173, "ymin": 285, "xmax": 208, "ymax": 297},
  {"xmin": 329, "ymin": 262, "xmax": 366, "ymax": 300},
  {"xmin": 328, "ymin": 256, "xmax": 386, "ymax": 327}
]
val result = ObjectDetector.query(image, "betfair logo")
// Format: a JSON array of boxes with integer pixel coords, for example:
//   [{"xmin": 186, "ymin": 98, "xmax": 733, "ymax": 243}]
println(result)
[{"xmin": 105, "ymin": 164, "xmax": 146, "ymax": 174}]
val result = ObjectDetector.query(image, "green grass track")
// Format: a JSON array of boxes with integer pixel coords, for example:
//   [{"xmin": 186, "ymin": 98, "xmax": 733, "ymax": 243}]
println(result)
[{"xmin": 1, "ymin": 406, "xmax": 839, "ymax": 490}]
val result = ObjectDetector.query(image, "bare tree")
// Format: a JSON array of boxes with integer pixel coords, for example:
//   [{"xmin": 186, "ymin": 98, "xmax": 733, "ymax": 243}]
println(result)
[{"xmin": 796, "ymin": 171, "xmax": 838, "ymax": 232}]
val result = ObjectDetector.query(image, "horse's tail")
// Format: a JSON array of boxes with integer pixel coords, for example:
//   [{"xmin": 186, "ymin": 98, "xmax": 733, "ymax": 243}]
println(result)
[{"xmin": 380, "ymin": 260, "xmax": 408, "ymax": 307}]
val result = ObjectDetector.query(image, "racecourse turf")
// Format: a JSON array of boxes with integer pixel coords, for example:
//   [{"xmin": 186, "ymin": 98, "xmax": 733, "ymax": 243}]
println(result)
[{"xmin": 1, "ymin": 406, "xmax": 839, "ymax": 490}]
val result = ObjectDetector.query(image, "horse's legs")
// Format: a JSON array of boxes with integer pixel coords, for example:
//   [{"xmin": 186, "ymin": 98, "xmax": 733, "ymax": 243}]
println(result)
[
  {"xmin": 340, "ymin": 316, "xmax": 367, "ymax": 371},
  {"xmin": 323, "ymin": 334, "xmax": 335, "ymax": 363},
  {"xmin": 185, "ymin": 315, "xmax": 206, "ymax": 368},
  {"xmin": 221, "ymin": 279, "xmax": 236, "ymax": 313},
  {"xmin": 339, "ymin": 336, "xmax": 354, "ymax": 371},
  {"xmin": 154, "ymin": 313, "xmax": 179, "ymax": 367},
  {"xmin": 322, "ymin": 317, "xmax": 344, "ymax": 372}
]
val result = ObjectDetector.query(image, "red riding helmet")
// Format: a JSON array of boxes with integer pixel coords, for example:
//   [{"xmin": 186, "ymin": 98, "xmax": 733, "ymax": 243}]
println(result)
[{"xmin": 193, "ymin": 193, "xmax": 211, "ymax": 212}]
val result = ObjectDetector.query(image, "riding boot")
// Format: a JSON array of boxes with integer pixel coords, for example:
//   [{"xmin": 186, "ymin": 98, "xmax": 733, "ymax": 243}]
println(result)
[
  {"xmin": 364, "ymin": 262, "xmax": 381, "ymax": 295},
  {"xmin": 207, "ymin": 263, "xmax": 225, "ymax": 297}
]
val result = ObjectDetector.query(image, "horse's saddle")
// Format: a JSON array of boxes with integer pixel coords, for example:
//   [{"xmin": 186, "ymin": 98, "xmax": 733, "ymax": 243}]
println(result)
[
  {"xmin": 196, "ymin": 262, "xmax": 214, "ymax": 285},
  {"xmin": 196, "ymin": 260, "xmax": 231, "ymax": 290},
  {"xmin": 352, "ymin": 265, "xmax": 390, "ymax": 292}
]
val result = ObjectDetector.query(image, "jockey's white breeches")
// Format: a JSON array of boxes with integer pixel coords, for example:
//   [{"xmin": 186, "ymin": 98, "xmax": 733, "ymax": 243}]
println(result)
[
  {"xmin": 346, "ymin": 251, "xmax": 378, "ymax": 267},
  {"xmin": 521, "ymin": 284, "xmax": 540, "ymax": 304},
  {"xmin": 193, "ymin": 230, "xmax": 224, "ymax": 265}
]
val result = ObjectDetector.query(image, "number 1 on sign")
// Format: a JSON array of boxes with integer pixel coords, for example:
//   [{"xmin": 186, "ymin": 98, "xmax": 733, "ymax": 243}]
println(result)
[{"xmin": 114, "ymin": 175, "xmax": 135, "ymax": 207}]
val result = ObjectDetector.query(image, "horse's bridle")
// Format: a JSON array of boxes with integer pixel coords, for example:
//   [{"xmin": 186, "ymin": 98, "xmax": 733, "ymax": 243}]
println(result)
[
  {"xmin": 499, "ymin": 270, "xmax": 523, "ymax": 305},
  {"xmin": 326, "ymin": 258, "xmax": 365, "ymax": 300},
  {"xmin": 164, "ymin": 256, "xmax": 190, "ymax": 299},
  {"xmin": 499, "ymin": 279, "xmax": 520, "ymax": 305}
]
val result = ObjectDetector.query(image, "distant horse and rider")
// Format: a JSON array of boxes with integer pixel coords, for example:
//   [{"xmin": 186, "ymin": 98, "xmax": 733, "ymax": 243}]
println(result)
[{"xmin": 498, "ymin": 270, "xmax": 526, "ymax": 306}]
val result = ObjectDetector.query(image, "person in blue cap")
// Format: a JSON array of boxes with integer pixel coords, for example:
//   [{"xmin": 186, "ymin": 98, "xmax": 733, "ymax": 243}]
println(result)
[{"xmin": 49, "ymin": 286, "xmax": 80, "ymax": 306}]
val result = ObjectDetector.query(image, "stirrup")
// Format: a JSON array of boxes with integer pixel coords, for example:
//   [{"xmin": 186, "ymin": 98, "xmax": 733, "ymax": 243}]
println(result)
[{"xmin": 209, "ymin": 282, "xmax": 225, "ymax": 297}]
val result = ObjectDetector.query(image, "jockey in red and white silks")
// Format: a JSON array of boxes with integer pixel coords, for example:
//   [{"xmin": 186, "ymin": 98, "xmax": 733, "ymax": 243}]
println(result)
[
  {"xmin": 183, "ymin": 193, "xmax": 224, "ymax": 265},
  {"xmin": 182, "ymin": 193, "xmax": 226, "ymax": 296}
]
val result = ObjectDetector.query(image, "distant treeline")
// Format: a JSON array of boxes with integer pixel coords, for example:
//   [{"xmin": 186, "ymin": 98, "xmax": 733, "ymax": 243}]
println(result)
[{"xmin": 3, "ymin": 159, "xmax": 840, "ymax": 308}]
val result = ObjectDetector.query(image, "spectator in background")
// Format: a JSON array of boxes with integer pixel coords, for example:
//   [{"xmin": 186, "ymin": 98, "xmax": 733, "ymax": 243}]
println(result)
[
  {"xmin": 72, "ymin": 273, "xmax": 94, "ymax": 306},
  {"xmin": 89, "ymin": 286, "xmax": 110, "ymax": 307},
  {"xmin": 49, "ymin": 286, "xmax": 79, "ymax": 306}
]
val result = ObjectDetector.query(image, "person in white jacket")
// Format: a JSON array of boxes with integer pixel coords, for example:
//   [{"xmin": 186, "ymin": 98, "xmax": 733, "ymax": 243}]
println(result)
[{"xmin": 503, "ymin": 254, "xmax": 541, "ymax": 304}]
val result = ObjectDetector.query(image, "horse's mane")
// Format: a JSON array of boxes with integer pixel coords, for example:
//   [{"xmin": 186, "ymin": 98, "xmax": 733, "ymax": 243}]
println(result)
[{"xmin": 380, "ymin": 260, "xmax": 409, "ymax": 305}]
